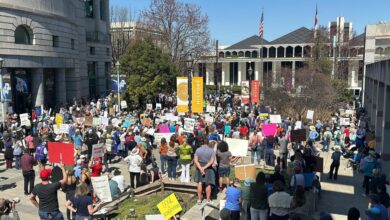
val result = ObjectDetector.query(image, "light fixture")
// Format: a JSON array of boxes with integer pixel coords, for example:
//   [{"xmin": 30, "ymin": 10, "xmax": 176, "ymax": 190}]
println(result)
[{"xmin": 185, "ymin": 53, "xmax": 194, "ymax": 69}]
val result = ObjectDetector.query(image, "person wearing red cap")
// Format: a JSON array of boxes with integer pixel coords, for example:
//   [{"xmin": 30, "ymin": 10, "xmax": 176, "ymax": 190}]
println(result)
[
  {"xmin": 29, "ymin": 164, "xmax": 67, "ymax": 220},
  {"xmin": 89, "ymin": 157, "xmax": 103, "ymax": 177}
]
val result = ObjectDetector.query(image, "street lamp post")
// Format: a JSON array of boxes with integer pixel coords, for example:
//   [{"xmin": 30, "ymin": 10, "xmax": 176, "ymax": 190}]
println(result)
[
  {"xmin": 248, "ymin": 64, "xmax": 253, "ymax": 107},
  {"xmin": 116, "ymin": 61, "xmax": 121, "ymax": 114},
  {"xmin": 0, "ymin": 58, "xmax": 4, "ymax": 125},
  {"xmin": 185, "ymin": 54, "xmax": 194, "ymax": 114}
]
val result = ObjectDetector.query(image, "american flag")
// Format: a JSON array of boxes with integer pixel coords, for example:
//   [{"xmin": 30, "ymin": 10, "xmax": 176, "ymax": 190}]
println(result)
[{"xmin": 259, "ymin": 11, "xmax": 264, "ymax": 38}]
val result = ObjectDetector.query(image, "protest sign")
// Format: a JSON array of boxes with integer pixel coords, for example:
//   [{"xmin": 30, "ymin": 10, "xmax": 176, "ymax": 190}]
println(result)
[
  {"xmin": 235, "ymin": 164, "xmax": 256, "ymax": 181},
  {"xmin": 93, "ymin": 117, "xmax": 101, "ymax": 126},
  {"xmin": 91, "ymin": 176, "xmax": 112, "ymax": 202},
  {"xmin": 147, "ymin": 104, "xmax": 153, "ymax": 110},
  {"xmin": 165, "ymin": 113, "xmax": 175, "ymax": 121},
  {"xmin": 122, "ymin": 121, "xmax": 131, "ymax": 128},
  {"xmin": 157, "ymin": 193, "xmax": 182, "ymax": 220},
  {"xmin": 204, "ymin": 114, "xmax": 214, "ymax": 123},
  {"xmin": 345, "ymin": 109, "xmax": 354, "ymax": 115},
  {"xmin": 92, "ymin": 143, "xmax": 104, "ymax": 158},
  {"xmin": 101, "ymin": 116, "xmax": 109, "ymax": 126},
  {"xmin": 290, "ymin": 129, "xmax": 306, "ymax": 142},
  {"xmin": 156, "ymin": 103, "xmax": 162, "ymax": 109},
  {"xmin": 120, "ymin": 100, "xmax": 127, "ymax": 109},
  {"xmin": 20, "ymin": 113, "xmax": 30, "ymax": 127},
  {"xmin": 111, "ymin": 118, "xmax": 119, "ymax": 127},
  {"xmin": 154, "ymin": 133, "xmax": 174, "ymax": 145},
  {"xmin": 225, "ymin": 138, "xmax": 248, "ymax": 157},
  {"xmin": 340, "ymin": 117, "xmax": 350, "ymax": 126},
  {"xmin": 269, "ymin": 115, "xmax": 282, "ymax": 124},
  {"xmin": 183, "ymin": 118, "xmax": 195, "ymax": 133},
  {"xmin": 262, "ymin": 124, "xmax": 277, "ymax": 137},
  {"xmin": 306, "ymin": 110, "xmax": 314, "ymax": 120},
  {"xmin": 158, "ymin": 125, "xmax": 170, "ymax": 133},
  {"xmin": 47, "ymin": 142, "xmax": 74, "ymax": 165},
  {"xmin": 294, "ymin": 121, "xmax": 302, "ymax": 130},
  {"xmin": 109, "ymin": 107, "xmax": 115, "ymax": 116},
  {"xmin": 146, "ymin": 215, "xmax": 164, "ymax": 220},
  {"xmin": 146, "ymin": 128, "xmax": 155, "ymax": 136},
  {"xmin": 55, "ymin": 113, "xmax": 63, "ymax": 129},
  {"xmin": 84, "ymin": 116, "xmax": 93, "ymax": 126},
  {"xmin": 206, "ymin": 105, "xmax": 215, "ymax": 113},
  {"xmin": 59, "ymin": 124, "xmax": 69, "ymax": 134}
]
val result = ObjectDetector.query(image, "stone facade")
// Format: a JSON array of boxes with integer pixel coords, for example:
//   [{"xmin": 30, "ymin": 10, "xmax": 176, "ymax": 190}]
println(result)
[{"xmin": 0, "ymin": 0, "xmax": 111, "ymax": 113}]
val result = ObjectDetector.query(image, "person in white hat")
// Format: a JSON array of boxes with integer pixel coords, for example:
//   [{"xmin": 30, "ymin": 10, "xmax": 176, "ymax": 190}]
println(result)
[
  {"xmin": 328, "ymin": 146, "xmax": 342, "ymax": 180},
  {"xmin": 124, "ymin": 148, "xmax": 142, "ymax": 189}
]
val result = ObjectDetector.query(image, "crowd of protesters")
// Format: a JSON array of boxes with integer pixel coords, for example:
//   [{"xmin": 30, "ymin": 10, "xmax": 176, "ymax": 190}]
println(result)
[{"xmin": 0, "ymin": 92, "xmax": 388, "ymax": 220}]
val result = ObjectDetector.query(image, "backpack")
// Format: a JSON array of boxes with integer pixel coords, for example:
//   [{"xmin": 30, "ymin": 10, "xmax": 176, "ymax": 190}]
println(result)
[
  {"xmin": 13, "ymin": 144, "xmax": 23, "ymax": 156},
  {"xmin": 35, "ymin": 144, "xmax": 46, "ymax": 161}
]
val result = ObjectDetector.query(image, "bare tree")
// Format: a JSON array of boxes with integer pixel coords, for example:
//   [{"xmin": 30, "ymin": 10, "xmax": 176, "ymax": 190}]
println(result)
[
  {"xmin": 111, "ymin": 5, "xmax": 137, "ymax": 66},
  {"xmin": 141, "ymin": 0, "xmax": 211, "ymax": 67}
]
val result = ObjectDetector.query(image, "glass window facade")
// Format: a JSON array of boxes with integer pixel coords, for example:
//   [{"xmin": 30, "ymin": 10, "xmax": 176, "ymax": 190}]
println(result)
[
  {"xmin": 85, "ymin": 0, "xmax": 94, "ymax": 18},
  {"xmin": 15, "ymin": 26, "xmax": 31, "ymax": 44},
  {"xmin": 88, "ymin": 61, "xmax": 97, "ymax": 98}
]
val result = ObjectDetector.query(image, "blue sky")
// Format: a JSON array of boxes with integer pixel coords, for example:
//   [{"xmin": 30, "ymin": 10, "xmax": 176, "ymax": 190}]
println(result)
[{"xmin": 110, "ymin": 0, "xmax": 390, "ymax": 46}]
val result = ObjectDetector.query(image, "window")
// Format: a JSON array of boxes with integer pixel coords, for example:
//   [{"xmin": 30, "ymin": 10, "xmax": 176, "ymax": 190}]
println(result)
[
  {"xmin": 85, "ymin": 0, "xmax": 94, "ymax": 18},
  {"xmin": 88, "ymin": 61, "xmax": 97, "ymax": 98},
  {"xmin": 90, "ymin": 47, "xmax": 95, "ymax": 55},
  {"xmin": 106, "ymin": 48, "xmax": 110, "ymax": 56},
  {"xmin": 53, "ymin": 36, "xmax": 59, "ymax": 47},
  {"xmin": 71, "ymin": 39, "xmax": 75, "ymax": 50},
  {"xmin": 105, "ymin": 62, "xmax": 111, "ymax": 92},
  {"xmin": 100, "ymin": 0, "xmax": 105, "ymax": 20},
  {"xmin": 15, "ymin": 25, "xmax": 32, "ymax": 44}
]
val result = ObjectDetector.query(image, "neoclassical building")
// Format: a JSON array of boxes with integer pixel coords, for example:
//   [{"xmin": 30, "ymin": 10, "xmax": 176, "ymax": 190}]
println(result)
[
  {"xmin": 0, "ymin": 0, "xmax": 111, "ymax": 113},
  {"xmin": 196, "ymin": 17, "xmax": 390, "ymax": 98}
]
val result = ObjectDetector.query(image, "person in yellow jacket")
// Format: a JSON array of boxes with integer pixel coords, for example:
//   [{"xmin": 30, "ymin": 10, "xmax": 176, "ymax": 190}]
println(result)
[{"xmin": 179, "ymin": 136, "xmax": 193, "ymax": 183}]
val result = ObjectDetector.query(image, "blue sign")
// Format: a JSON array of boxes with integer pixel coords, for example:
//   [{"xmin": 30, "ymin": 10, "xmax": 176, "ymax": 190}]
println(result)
[
  {"xmin": 1, "ymin": 73, "xmax": 12, "ymax": 102},
  {"xmin": 111, "ymin": 79, "xmax": 126, "ymax": 93},
  {"xmin": 15, "ymin": 76, "xmax": 28, "ymax": 93}
]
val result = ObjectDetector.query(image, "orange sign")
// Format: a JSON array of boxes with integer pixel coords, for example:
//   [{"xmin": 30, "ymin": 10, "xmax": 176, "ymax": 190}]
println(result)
[
  {"xmin": 251, "ymin": 80, "xmax": 259, "ymax": 104},
  {"xmin": 192, "ymin": 77, "xmax": 203, "ymax": 113}
]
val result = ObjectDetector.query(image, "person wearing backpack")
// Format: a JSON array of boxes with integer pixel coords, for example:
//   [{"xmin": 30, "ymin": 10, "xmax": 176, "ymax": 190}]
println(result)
[
  {"xmin": 360, "ymin": 150, "xmax": 377, "ymax": 197},
  {"xmin": 35, "ymin": 142, "xmax": 47, "ymax": 172},
  {"xmin": 322, "ymin": 127, "xmax": 333, "ymax": 152}
]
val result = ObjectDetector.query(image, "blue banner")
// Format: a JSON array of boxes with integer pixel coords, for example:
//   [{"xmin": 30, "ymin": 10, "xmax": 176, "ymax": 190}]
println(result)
[
  {"xmin": 1, "ymin": 73, "xmax": 12, "ymax": 102},
  {"xmin": 111, "ymin": 79, "xmax": 126, "ymax": 93}
]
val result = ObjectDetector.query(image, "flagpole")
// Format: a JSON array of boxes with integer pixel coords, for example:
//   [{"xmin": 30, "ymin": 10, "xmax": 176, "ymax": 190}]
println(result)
[{"xmin": 259, "ymin": 8, "xmax": 264, "ymax": 104}]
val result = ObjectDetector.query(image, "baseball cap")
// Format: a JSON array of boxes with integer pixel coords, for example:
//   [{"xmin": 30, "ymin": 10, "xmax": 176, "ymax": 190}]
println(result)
[{"xmin": 40, "ymin": 169, "xmax": 52, "ymax": 179}]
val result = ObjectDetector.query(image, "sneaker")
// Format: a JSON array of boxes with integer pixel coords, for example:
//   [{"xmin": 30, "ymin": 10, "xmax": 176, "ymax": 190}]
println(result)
[{"xmin": 197, "ymin": 200, "xmax": 202, "ymax": 205}]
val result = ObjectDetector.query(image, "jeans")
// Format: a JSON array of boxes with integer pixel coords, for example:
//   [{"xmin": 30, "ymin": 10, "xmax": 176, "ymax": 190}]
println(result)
[
  {"xmin": 14, "ymin": 155, "xmax": 21, "ymax": 169},
  {"xmin": 167, "ymin": 156, "xmax": 178, "ymax": 179},
  {"xmin": 270, "ymin": 214, "xmax": 289, "ymax": 220},
  {"xmin": 265, "ymin": 149, "xmax": 274, "ymax": 166},
  {"xmin": 250, "ymin": 207, "xmax": 268, "ymax": 220},
  {"xmin": 75, "ymin": 215, "xmax": 92, "ymax": 220},
  {"xmin": 241, "ymin": 200, "xmax": 250, "ymax": 220},
  {"xmin": 65, "ymin": 192, "xmax": 75, "ymax": 220},
  {"xmin": 322, "ymin": 141, "xmax": 330, "ymax": 151},
  {"xmin": 160, "ymin": 155, "xmax": 167, "ymax": 174},
  {"xmin": 23, "ymin": 170, "xmax": 35, "ymax": 194},
  {"xmin": 328, "ymin": 161, "xmax": 340, "ymax": 180},
  {"xmin": 363, "ymin": 175, "xmax": 372, "ymax": 195},
  {"xmin": 129, "ymin": 172, "xmax": 140, "ymax": 189},
  {"xmin": 180, "ymin": 163, "xmax": 190, "ymax": 183},
  {"xmin": 38, "ymin": 209, "xmax": 64, "ymax": 220},
  {"xmin": 250, "ymin": 146, "xmax": 262, "ymax": 164}
]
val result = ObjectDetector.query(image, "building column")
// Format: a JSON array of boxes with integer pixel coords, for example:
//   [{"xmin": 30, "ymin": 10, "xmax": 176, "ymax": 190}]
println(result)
[
  {"xmin": 206, "ymin": 63, "xmax": 214, "ymax": 85},
  {"xmin": 375, "ymin": 83, "xmax": 385, "ymax": 152},
  {"xmin": 380, "ymin": 85, "xmax": 390, "ymax": 174},
  {"xmin": 222, "ymin": 62, "xmax": 230, "ymax": 86},
  {"xmin": 370, "ymin": 80, "xmax": 378, "ymax": 127},
  {"xmin": 292, "ymin": 61, "xmax": 296, "ymax": 89},
  {"xmin": 56, "ymin": 69, "xmax": 67, "ymax": 105},
  {"xmin": 32, "ymin": 68, "xmax": 44, "ymax": 107},
  {"xmin": 238, "ymin": 62, "xmax": 242, "ymax": 83},
  {"xmin": 255, "ymin": 62, "xmax": 259, "ymax": 81},
  {"xmin": 292, "ymin": 47, "xmax": 295, "ymax": 58}
]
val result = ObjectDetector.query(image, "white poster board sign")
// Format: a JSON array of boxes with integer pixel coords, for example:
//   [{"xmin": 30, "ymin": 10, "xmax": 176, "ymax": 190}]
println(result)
[
  {"xmin": 206, "ymin": 105, "xmax": 215, "ymax": 113},
  {"xmin": 146, "ymin": 215, "xmax": 164, "ymax": 220},
  {"xmin": 340, "ymin": 117, "xmax": 351, "ymax": 126},
  {"xmin": 306, "ymin": 110, "xmax": 314, "ymax": 120},
  {"xmin": 204, "ymin": 114, "xmax": 214, "ymax": 123},
  {"xmin": 345, "ymin": 109, "xmax": 354, "ymax": 115},
  {"xmin": 120, "ymin": 100, "xmax": 128, "ymax": 109},
  {"xmin": 20, "ymin": 113, "xmax": 30, "ymax": 127},
  {"xmin": 156, "ymin": 103, "xmax": 162, "ymax": 109},
  {"xmin": 147, "ymin": 104, "xmax": 153, "ymax": 110},
  {"xmin": 269, "ymin": 115, "xmax": 282, "ymax": 124},
  {"xmin": 154, "ymin": 133, "xmax": 174, "ymax": 145},
  {"xmin": 183, "ymin": 118, "xmax": 195, "ymax": 133},
  {"xmin": 146, "ymin": 128, "xmax": 155, "ymax": 136},
  {"xmin": 59, "ymin": 124, "xmax": 69, "ymax": 134},
  {"xmin": 294, "ymin": 121, "xmax": 302, "ymax": 130},
  {"xmin": 101, "ymin": 116, "xmax": 109, "ymax": 126},
  {"xmin": 91, "ymin": 176, "xmax": 112, "ymax": 202},
  {"xmin": 225, "ymin": 138, "xmax": 249, "ymax": 157},
  {"xmin": 92, "ymin": 143, "xmax": 105, "ymax": 158}
]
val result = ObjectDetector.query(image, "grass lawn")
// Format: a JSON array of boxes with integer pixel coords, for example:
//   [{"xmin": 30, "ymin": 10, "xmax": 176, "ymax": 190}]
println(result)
[{"xmin": 112, "ymin": 191, "xmax": 196, "ymax": 219}]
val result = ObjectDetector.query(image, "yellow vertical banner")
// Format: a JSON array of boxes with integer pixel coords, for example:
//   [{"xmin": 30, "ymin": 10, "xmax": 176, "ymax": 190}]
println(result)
[
  {"xmin": 192, "ymin": 77, "xmax": 203, "ymax": 113},
  {"xmin": 176, "ymin": 77, "xmax": 188, "ymax": 113},
  {"xmin": 55, "ymin": 113, "xmax": 63, "ymax": 129}
]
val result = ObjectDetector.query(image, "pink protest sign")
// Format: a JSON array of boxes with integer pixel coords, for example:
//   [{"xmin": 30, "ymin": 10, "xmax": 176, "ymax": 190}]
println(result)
[
  {"xmin": 159, "ymin": 125, "xmax": 171, "ymax": 133},
  {"xmin": 262, "ymin": 124, "xmax": 277, "ymax": 137}
]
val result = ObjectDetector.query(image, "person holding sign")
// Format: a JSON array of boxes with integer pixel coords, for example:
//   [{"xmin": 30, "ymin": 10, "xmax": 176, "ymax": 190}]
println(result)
[
  {"xmin": 30, "ymin": 164, "xmax": 67, "ymax": 220},
  {"xmin": 65, "ymin": 183, "xmax": 101, "ymax": 220}
]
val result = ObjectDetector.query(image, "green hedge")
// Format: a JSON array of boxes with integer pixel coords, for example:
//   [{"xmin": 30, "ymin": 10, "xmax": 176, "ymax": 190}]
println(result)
[{"xmin": 205, "ymin": 85, "xmax": 241, "ymax": 94}]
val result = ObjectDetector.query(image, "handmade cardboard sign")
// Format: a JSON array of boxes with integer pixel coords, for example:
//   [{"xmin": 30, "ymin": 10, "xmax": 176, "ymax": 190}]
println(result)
[{"xmin": 157, "ymin": 193, "xmax": 182, "ymax": 220}]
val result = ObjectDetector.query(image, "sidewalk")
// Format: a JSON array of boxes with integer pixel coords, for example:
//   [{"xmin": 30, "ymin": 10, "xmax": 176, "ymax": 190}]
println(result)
[{"xmin": 317, "ymin": 146, "xmax": 369, "ymax": 220}]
